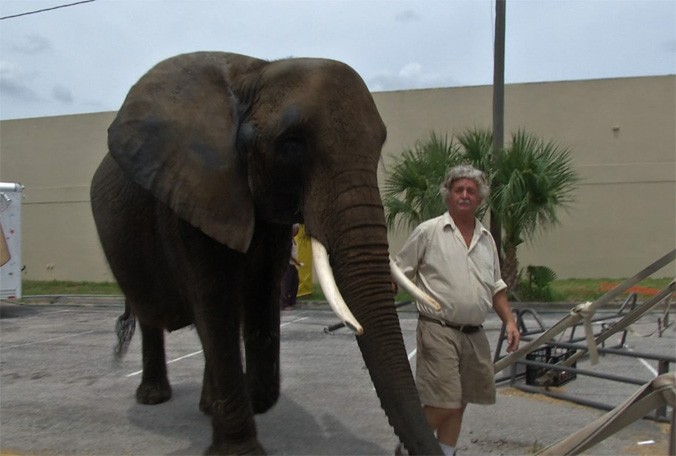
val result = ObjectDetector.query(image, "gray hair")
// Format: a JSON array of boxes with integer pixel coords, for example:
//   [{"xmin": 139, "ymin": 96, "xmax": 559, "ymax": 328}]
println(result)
[{"xmin": 440, "ymin": 165, "xmax": 490, "ymax": 201}]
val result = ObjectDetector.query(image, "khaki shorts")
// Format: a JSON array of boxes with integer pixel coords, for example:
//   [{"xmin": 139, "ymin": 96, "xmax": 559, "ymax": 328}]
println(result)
[{"xmin": 415, "ymin": 318, "xmax": 496, "ymax": 409}]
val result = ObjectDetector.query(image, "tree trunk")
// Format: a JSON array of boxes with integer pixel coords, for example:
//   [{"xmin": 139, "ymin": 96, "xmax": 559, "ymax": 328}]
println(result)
[{"xmin": 502, "ymin": 242, "xmax": 519, "ymax": 293}]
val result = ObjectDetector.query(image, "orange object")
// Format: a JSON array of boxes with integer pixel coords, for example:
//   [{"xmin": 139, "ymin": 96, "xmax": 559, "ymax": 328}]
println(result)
[{"xmin": 599, "ymin": 282, "xmax": 661, "ymax": 296}]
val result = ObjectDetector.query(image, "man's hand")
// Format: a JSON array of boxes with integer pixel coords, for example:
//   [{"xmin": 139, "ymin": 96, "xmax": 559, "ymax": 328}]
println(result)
[
  {"xmin": 504, "ymin": 321, "xmax": 520, "ymax": 353},
  {"xmin": 492, "ymin": 290, "xmax": 520, "ymax": 352}
]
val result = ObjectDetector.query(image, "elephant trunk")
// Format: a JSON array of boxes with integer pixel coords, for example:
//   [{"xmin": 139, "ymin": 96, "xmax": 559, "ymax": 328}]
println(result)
[{"xmin": 312, "ymin": 185, "xmax": 441, "ymax": 455}]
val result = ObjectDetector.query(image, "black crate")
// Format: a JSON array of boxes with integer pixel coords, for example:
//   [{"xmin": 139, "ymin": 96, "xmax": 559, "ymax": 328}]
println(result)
[{"xmin": 525, "ymin": 346, "xmax": 577, "ymax": 387}]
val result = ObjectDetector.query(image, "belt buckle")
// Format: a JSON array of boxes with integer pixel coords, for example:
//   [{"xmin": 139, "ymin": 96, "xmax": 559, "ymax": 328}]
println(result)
[{"xmin": 458, "ymin": 324, "xmax": 466, "ymax": 332}]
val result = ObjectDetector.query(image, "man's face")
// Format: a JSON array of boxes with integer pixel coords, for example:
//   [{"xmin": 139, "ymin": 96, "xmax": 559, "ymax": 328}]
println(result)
[{"xmin": 446, "ymin": 178, "xmax": 482, "ymax": 217}]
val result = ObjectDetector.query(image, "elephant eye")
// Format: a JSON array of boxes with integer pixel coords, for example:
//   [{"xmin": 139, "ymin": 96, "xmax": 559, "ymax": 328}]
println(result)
[
  {"xmin": 276, "ymin": 132, "xmax": 307, "ymax": 162},
  {"xmin": 236, "ymin": 122, "xmax": 257, "ymax": 161}
]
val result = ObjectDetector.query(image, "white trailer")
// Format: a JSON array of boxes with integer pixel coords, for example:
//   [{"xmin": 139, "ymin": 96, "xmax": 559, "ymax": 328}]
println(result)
[{"xmin": 0, "ymin": 183, "xmax": 23, "ymax": 299}]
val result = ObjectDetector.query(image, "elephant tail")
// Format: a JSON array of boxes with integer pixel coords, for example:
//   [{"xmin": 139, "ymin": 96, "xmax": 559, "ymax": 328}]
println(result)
[{"xmin": 114, "ymin": 301, "xmax": 136, "ymax": 359}]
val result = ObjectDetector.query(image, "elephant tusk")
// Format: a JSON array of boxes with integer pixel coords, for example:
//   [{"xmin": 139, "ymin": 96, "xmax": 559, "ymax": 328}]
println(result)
[
  {"xmin": 390, "ymin": 258, "xmax": 442, "ymax": 313},
  {"xmin": 311, "ymin": 238, "xmax": 364, "ymax": 336}
]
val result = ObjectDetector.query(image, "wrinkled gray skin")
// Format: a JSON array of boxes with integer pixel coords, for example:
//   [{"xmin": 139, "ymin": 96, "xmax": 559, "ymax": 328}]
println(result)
[{"xmin": 91, "ymin": 52, "xmax": 441, "ymax": 455}]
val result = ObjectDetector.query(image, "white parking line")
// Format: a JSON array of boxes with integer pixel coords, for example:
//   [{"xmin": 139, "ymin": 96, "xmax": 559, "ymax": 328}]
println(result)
[
  {"xmin": 281, "ymin": 316, "xmax": 308, "ymax": 327},
  {"xmin": 407, "ymin": 348, "xmax": 417, "ymax": 361},
  {"xmin": 125, "ymin": 350, "xmax": 204, "ymax": 377},
  {"xmin": 626, "ymin": 347, "xmax": 659, "ymax": 376},
  {"xmin": 638, "ymin": 358, "xmax": 658, "ymax": 376},
  {"xmin": 126, "ymin": 316, "xmax": 310, "ymax": 377}
]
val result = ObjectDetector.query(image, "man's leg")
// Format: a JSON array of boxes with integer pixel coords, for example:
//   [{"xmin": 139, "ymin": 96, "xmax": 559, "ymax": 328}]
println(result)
[
  {"xmin": 280, "ymin": 265, "xmax": 293, "ymax": 309},
  {"xmin": 424, "ymin": 404, "xmax": 466, "ymax": 454}
]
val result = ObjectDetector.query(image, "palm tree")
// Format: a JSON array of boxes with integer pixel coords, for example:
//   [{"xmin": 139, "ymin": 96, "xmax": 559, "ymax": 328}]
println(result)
[
  {"xmin": 382, "ymin": 132, "xmax": 464, "ymax": 232},
  {"xmin": 384, "ymin": 128, "xmax": 578, "ymax": 294},
  {"xmin": 490, "ymin": 129, "xmax": 578, "ymax": 292}
]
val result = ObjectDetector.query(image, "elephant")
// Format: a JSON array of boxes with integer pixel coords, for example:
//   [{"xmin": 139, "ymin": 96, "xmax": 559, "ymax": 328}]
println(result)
[{"xmin": 90, "ymin": 51, "xmax": 442, "ymax": 455}]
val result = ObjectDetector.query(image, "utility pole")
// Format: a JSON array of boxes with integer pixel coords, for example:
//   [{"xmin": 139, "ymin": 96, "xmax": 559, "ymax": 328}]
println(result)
[{"xmin": 491, "ymin": 0, "xmax": 506, "ymax": 264}]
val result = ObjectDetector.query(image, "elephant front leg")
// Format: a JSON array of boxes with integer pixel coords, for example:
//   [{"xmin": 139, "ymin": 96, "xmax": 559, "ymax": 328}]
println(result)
[
  {"xmin": 197, "ymin": 309, "xmax": 264, "ymax": 455},
  {"xmin": 136, "ymin": 322, "xmax": 172, "ymax": 404},
  {"xmin": 243, "ymin": 290, "xmax": 281, "ymax": 414},
  {"xmin": 241, "ymin": 222, "xmax": 286, "ymax": 415},
  {"xmin": 200, "ymin": 359, "xmax": 213, "ymax": 414}
]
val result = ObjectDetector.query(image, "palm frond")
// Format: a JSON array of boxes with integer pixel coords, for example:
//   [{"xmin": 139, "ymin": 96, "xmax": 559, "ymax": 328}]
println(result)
[
  {"xmin": 383, "ymin": 132, "xmax": 464, "ymax": 232},
  {"xmin": 526, "ymin": 265, "xmax": 558, "ymax": 289},
  {"xmin": 456, "ymin": 127, "xmax": 494, "ymax": 176}
]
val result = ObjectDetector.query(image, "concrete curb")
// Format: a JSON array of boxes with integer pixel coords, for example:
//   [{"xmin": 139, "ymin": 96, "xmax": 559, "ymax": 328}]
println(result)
[
  {"xmin": 11, "ymin": 295, "xmax": 126, "ymax": 306},
  {"xmin": 7, "ymin": 295, "xmax": 629, "ymax": 313}
]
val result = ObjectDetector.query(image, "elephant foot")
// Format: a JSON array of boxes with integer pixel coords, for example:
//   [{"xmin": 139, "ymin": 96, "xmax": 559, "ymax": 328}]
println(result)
[
  {"xmin": 199, "ymin": 397, "xmax": 213, "ymax": 415},
  {"xmin": 246, "ymin": 374, "xmax": 279, "ymax": 414},
  {"xmin": 204, "ymin": 439, "xmax": 266, "ymax": 455},
  {"xmin": 199, "ymin": 381, "xmax": 213, "ymax": 415},
  {"xmin": 136, "ymin": 380, "xmax": 172, "ymax": 405},
  {"xmin": 249, "ymin": 390, "xmax": 278, "ymax": 415},
  {"xmin": 199, "ymin": 378, "xmax": 278, "ymax": 416}
]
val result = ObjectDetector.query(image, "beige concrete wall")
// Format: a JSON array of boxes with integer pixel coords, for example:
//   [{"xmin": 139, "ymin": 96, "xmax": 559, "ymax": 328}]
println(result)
[
  {"xmin": 0, "ymin": 112, "xmax": 115, "ymax": 281},
  {"xmin": 1, "ymin": 76, "xmax": 674, "ymax": 282},
  {"xmin": 508, "ymin": 78, "xmax": 674, "ymax": 278}
]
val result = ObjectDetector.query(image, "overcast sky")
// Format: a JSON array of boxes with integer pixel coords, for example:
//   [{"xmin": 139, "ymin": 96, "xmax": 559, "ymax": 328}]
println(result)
[{"xmin": 1, "ymin": 0, "xmax": 674, "ymax": 120}]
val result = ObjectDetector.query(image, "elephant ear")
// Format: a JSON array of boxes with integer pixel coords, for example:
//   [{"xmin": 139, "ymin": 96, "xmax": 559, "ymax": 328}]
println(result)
[{"xmin": 108, "ymin": 52, "xmax": 263, "ymax": 253}]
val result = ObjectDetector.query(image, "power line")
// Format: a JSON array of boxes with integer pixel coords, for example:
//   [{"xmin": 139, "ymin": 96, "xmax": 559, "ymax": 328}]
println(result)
[{"xmin": 1, "ymin": 0, "xmax": 96, "ymax": 21}]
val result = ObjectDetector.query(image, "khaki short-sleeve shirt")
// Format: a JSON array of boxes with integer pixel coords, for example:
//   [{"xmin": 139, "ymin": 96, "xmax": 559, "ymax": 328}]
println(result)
[{"xmin": 395, "ymin": 212, "xmax": 506, "ymax": 325}]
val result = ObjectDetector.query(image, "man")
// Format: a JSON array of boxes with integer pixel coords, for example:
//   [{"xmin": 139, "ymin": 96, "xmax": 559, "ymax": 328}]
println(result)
[
  {"xmin": 395, "ymin": 164, "xmax": 520, "ymax": 456},
  {"xmin": 280, "ymin": 223, "xmax": 301, "ymax": 310}
]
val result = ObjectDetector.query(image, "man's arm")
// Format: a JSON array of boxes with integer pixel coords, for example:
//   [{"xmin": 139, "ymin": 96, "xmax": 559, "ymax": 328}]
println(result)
[{"xmin": 492, "ymin": 289, "xmax": 520, "ymax": 352}]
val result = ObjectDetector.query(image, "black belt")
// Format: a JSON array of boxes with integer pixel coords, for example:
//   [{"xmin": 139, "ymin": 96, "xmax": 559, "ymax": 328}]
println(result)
[{"xmin": 418, "ymin": 314, "xmax": 482, "ymax": 334}]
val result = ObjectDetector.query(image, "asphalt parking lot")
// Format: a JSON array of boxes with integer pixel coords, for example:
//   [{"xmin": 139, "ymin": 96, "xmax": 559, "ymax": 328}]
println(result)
[{"xmin": 1, "ymin": 299, "xmax": 673, "ymax": 455}]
